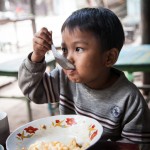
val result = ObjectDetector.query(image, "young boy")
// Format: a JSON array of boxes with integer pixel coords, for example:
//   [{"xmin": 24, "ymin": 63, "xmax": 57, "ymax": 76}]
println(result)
[{"xmin": 18, "ymin": 7, "xmax": 150, "ymax": 144}]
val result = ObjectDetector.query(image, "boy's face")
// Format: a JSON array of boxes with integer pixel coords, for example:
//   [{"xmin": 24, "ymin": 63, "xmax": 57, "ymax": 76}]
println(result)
[{"xmin": 61, "ymin": 27, "xmax": 110, "ymax": 89}]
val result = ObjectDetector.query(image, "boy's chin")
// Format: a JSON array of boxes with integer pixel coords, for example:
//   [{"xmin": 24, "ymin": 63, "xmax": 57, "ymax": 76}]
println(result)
[{"xmin": 68, "ymin": 77, "xmax": 81, "ymax": 83}]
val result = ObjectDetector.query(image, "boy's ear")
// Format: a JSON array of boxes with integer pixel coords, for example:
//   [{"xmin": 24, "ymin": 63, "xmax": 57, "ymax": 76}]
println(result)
[{"xmin": 104, "ymin": 48, "xmax": 119, "ymax": 67}]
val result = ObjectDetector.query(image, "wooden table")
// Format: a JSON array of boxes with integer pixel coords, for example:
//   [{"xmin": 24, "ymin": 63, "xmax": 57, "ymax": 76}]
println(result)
[
  {"xmin": 114, "ymin": 44, "xmax": 150, "ymax": 73},
  {"xmin": 0, "ymin": 53, "xmax": 55, "ymax": 121},
  {"xmin": 114, "ymin": 44, "xmax": 150, "ymax": 101},
  {"xmin": 0, "ymin": 53, "xmax": 55, "ymax": 77},
  {"xmin": 114, "ymin": 44, "xmax": 150, "ymax": 96}
]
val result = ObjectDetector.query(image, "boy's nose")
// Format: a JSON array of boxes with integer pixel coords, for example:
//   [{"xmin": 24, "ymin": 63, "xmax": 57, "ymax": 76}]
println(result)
[{"xmin": 66, "ymin": 52, "xmax": 74, "ymax": 64}]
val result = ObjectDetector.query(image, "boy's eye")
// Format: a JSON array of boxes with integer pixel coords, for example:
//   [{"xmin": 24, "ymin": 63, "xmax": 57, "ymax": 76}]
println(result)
[
  {"xmin": 76, "ymin": 47, "xmax": 84, "ymax": 53},
  {"xmin": 61, "ymin": 48, "xmax": 68, "ymax": 54}
]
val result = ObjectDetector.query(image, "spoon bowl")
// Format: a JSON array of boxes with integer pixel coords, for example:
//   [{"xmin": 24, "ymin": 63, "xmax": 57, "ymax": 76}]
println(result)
[{"xmin": 51, "ymin": 44, "xmax": 75, "ymax": 70}]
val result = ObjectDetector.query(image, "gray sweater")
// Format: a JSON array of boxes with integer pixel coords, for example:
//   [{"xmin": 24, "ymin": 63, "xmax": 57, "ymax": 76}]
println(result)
[{"xmin": 18, "ymin": 54, "xmax": 150, "ymax": 144}]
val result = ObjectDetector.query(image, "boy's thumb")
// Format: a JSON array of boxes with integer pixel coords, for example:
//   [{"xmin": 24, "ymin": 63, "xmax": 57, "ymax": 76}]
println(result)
[{"xmin": 49, "ymin": 30, "xmax": 52, "ymax": 34}]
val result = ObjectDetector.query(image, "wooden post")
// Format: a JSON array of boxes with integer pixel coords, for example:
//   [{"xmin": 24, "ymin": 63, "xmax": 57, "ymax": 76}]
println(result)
[
  {"xmin": 141, "ymin": 0, "xmax": 150, "ymax": 43},
  {"xmin": 0, "ymin": 0, "xmax": 9, "ymax": 11},
  {"xmin": 140, "ymin": 0, "xmax": 150, "ymax": 95},
  {"xmin": 30, "ymin": 0, "xmax": 36, "ymax": 34}
]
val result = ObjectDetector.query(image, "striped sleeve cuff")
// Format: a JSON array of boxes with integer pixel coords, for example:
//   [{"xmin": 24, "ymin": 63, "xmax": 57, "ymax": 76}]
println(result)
[
  {"xmin": 43, "ymin": 72, "xmax": 59, "ymax": 103},
  {"xmin": 122, "ymin": 130, "xmax": 150, "ymax": 143}
]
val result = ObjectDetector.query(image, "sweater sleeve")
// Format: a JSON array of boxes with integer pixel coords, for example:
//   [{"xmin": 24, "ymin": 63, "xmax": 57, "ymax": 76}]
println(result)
[
  {"xmin": 18, "ymin": 53, "xmax": 60, "ymax": 104},
  {"xmin": 121, "ymin": 91, "xmax": 150, "ymax": 144}
]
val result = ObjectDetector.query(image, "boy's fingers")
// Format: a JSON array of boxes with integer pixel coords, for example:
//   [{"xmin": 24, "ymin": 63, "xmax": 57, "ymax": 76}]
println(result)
[
  {"xmin": 35, "ymin": 32, "xmax": 51, "ymax": 45},
  {"xmin": 34, "ymin": 41, "xmax": 48, "ymax": 53},
  {"xmin": 41, "ymin": 27, "xmax": 51, "ymax": 36},
  {"xmin": 33, "ymin": 37, "xmax": 51, "ymax": 50},
  {"xmin": 41, "ymin": 27, "xmax": 52, "ymax": 38},
  {"xmin": 35, "ymin": 28, "xmax": 52, "ymax": 44}
]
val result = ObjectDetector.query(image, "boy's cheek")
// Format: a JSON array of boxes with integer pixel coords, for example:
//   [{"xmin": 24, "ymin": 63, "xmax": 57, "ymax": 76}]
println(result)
[{"xmin": 63, "ymin": 69, "xmax": 66, "ymax": 74}]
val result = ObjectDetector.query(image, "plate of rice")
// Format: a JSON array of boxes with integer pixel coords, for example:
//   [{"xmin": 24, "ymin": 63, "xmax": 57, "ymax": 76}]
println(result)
[{"xmin": 6, "ymin": 115, "xmax": 103, "ymax": 150}]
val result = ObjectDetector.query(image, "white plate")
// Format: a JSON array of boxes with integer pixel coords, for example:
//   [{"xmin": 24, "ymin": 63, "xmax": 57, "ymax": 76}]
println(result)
[
  {"xmin": 6, "ymin": 115, "xmax": 103, "ymax": 150},
  {"xmin": 0, "ymin": 144, "xmax": 4, "ymax": 150}
]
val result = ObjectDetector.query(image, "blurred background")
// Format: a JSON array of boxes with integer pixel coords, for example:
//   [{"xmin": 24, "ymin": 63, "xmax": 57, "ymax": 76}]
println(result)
[
  {"xmin": 0, "ymin": 0, "xmax": 149, "ymax": 132},
  {"xmin": 0, "ymin": 0, "xmax": 141, "ymax": 53}
]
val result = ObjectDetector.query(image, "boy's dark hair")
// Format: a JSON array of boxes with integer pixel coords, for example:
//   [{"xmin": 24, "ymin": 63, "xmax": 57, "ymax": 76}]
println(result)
[{"xmin": 61, "ymin": 7, "xmax": 125, "ymax": 52}]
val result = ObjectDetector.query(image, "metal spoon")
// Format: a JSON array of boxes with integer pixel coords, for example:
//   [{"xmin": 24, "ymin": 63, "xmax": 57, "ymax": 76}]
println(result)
[{"xmin": 51, "ymin": 44, "xmax": 75, "ymax": 70}]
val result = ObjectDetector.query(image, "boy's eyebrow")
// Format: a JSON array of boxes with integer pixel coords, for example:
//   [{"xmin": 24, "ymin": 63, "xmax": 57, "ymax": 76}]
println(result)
[{"xmin": 61, "ymin": 40, "xmax": 89, "ymax": 46}]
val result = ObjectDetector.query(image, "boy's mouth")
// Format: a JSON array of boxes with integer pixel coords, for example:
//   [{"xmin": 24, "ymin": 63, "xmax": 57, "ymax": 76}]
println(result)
[{"xmin": 65, "ymin": 69, "xmax": 76, "ymax": 75}]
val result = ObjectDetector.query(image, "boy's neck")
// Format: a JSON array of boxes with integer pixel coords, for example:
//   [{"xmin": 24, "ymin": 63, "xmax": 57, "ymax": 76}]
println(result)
[
  {"xmin": 103, "ymin": 68, "xmax": 119, "ymax": 89},
  {"xmin": 85, "ymin": 68, "xmax": 120, "ymax": 90}
]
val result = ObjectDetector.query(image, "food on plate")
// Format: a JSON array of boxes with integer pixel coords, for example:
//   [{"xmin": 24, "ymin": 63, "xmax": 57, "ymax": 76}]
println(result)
[
  {"xmin": 28, "ymin": 138, "xmax": 89, "ymax": 150},
  {"xmin": 40, "ymin": 124, "xmax": 47, "ymax": 129}
]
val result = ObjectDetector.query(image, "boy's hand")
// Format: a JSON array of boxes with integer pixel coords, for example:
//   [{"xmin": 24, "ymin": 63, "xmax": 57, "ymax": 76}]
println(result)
[{"xmin": 31, "ymin": 27, "xmax": 52, "ymax": 62}]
